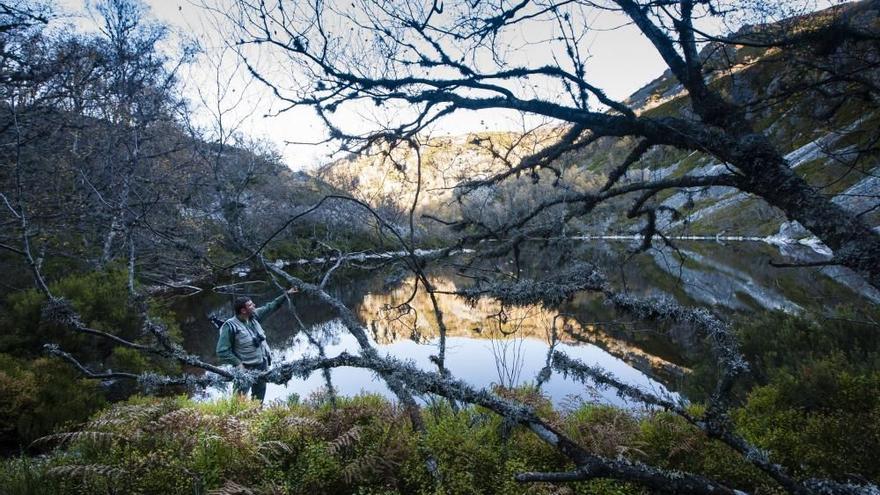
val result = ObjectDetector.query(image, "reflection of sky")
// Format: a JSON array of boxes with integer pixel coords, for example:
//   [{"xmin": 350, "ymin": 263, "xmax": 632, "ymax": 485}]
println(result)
[{"xmin": 204, "ymin": 319, "xmax": 677, "ymax": 410}]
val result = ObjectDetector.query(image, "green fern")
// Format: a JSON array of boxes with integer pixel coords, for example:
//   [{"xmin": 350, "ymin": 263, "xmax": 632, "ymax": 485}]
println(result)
[
  {"xmin": 327, "ymin": 425, "xmax": 361, "ymax": 455},
  {"xmin": 46, "ymin": 463, "xmax": 123, "ymax": 479},
  {"xmin": 207, "ymin": 479, "xmax": 257, "ymax": 495},
  {"xmin": 30, "ymin": 430, "xmax": 121, "ymax": 450}
]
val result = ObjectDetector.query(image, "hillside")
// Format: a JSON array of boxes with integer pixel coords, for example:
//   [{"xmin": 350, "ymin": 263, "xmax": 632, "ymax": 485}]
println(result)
[{"xmin": 0, "ymin": 107, "xmax": 365, "ymax": 294}]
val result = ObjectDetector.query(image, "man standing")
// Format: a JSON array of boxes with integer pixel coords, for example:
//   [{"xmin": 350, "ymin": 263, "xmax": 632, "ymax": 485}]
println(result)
[{"xmin": 216, "ymin": 287, "xmax": 298, "ymax": 403}]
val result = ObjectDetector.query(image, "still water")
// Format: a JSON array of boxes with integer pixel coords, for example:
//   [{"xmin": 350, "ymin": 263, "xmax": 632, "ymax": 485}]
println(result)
[
  {"xmin": 174, "ymin": 239, "xmax": 877, "ymax": 407},
  {"xmin": 200, "ymin": 325, "xmax": 677, "ymax": 408}
]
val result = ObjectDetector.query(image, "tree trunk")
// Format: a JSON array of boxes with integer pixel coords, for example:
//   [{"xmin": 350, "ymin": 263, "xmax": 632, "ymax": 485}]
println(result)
[
  {"xmin": 99, "ymin": 178, "xmax": 130, "ymax": 268},
  {"xmin": 737, "ymin": 144, "xmax": 880, "ymax": 288}
]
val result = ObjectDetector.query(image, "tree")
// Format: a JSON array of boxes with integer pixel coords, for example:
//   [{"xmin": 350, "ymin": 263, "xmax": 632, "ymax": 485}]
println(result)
[
  {"xmin": 181, "ymin": 1, "xmax": 880, "ymax": 493},
  {"xmin": 84, "ymin": 0, "xmax": 191, "ymax": 282},
  {"xmin": 225, "ymin": 0, "xmax": 880, "ymax": 288}
]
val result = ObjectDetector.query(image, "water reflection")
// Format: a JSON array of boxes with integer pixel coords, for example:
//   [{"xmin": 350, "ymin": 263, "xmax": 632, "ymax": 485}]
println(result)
[
  {"xmin": 197, "ymin": 273, "xmax": 685, "ymax": 408},
  {"xmin": 181, "ymin": 239, "xmax": 876, "ymax": 409},
  {"xmin": 203, "ymin": 319, "xmax": 678, "ymax": 409},
  {"xmin": 361, "ymin": 276, "xmax": 689, "ymax": 383}
]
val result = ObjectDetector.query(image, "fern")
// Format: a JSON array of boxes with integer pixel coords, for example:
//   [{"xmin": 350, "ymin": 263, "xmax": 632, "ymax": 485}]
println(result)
[
  {"xmin": 257, "ymin": 440, "xmax": 293, "ymax": 458},
  {"xmin": 339, "ymin": 453, "xmax": 394, "ymax": 484},
  {"xmin": 207, "ymin": 480, "xmax": 257, "ymax": 495},
  {"xmin": 212, "ymin": 416, "xmax": 251, "ymax": 448},
  {"xmin": 83, "ymin": 417, "xmax": 130, "ymax": 429},
  {"xmin": 46, "ymin": 464, "xmax": 123, "ymax": 479},
  {"xmin": 98, "ymin": 403, "xmax": 165, "ymax": 422},
  {"xmin": 30, "ymin": 431, "xmax": 121, "ymax": 450},
  {"xmin": 150, "ymin": 408, "xmax": 200, "ymax": 431},
  {"xmin": 327, "ymin": 425, "xmax": 361, "ymax": 455},
  {"xmin": 282, "ymin": 416, "xmax": 322, "ymax": 431}
]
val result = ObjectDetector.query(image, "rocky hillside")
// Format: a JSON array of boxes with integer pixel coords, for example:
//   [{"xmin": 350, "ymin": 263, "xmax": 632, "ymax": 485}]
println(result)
[{"xmin": 317, "ymin": 127, "xmax": 575, "ymax": 228}]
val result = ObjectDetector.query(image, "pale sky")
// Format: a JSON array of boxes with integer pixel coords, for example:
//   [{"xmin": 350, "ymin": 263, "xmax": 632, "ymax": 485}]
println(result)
[{"xmin": 52, "ymin": 1, "xmax": 739, "ymax": 170}]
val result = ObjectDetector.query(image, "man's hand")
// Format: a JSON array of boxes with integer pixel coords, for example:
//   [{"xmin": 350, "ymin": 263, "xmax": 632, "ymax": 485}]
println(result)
[{"xmin": 287, "ymin": 286, "xmax": 300, "ymax": 295}]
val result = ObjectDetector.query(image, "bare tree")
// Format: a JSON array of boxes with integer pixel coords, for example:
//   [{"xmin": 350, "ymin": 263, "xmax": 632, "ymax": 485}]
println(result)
[
  {"xmin": 223, "ymin": 0, "xmax": 880, "ymax": 288},
  {"xmin": 86, "ymin": 0, "xmax": 191, "ymax": 279}
]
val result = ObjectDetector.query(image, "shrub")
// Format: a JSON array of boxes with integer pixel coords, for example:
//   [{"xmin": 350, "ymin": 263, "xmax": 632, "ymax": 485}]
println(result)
[
  {"xmin": 638, "ymin": 411, "xmax": 776, "ymax": 493},
  {"xmin": 735, "ymin": 369, "xmax": 880, "ymax": 481},
  {"xmin": 685, "ymin": 310, "xmax": 880, "ymax": 485},
  {"xmin": 2, "ymin": 363, "xmax": 877, "ymax": 495},
  {"xmin": 0, "ymin": 269, "xmax": 184, "ymax": 450},
  {"xmin": 0, "ymin": 354, "xmax": 105, "ymax": 452}
]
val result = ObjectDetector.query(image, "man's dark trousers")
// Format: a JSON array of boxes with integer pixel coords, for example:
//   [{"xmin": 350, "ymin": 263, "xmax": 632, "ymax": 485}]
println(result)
[{"xmin": 234, "ymin": 359, "xmax": 268, "ymax": 403}]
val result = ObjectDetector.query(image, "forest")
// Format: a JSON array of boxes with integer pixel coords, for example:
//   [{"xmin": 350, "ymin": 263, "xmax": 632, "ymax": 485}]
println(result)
[{"xmin": 1, "ymin": 0, "xmax": 879, "ymax": 494}]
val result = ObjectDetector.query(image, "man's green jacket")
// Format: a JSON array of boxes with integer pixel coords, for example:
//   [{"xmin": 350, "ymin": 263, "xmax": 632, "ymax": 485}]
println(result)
[{"xmin": 216, "ymin": 294, "xmax": 286, "ymax": 367}]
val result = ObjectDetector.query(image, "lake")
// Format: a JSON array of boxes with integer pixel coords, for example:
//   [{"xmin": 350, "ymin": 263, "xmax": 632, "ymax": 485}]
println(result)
[{"xmin": 171, "ymin": 238, "xmax": 878, "ymax": 407}]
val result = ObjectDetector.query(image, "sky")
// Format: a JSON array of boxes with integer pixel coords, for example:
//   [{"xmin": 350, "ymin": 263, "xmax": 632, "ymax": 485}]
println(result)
[
  {"xmin": 50, "ymin": 1, "xmax": 747, "ymax": 170},
  {"xmin": 54, "ymin": 0, "xmax": 681, "ymax": 170}
]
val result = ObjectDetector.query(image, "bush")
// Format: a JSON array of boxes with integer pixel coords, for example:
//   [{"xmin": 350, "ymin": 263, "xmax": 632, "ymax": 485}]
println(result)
[
  {"xmin": 0, "ymin": 268, "xmax": 184, "ymax": 451},
  {"xmin": 2, "ymin": 394, "xmax": 641, "ymax": 495},
  {"xmin": 685, "ymin": 310, "xmax": 880, "ymax": 485},
  {"xmin": 0, "ymin": 269, "xmax": 140, "ymax": 360},
  {"xmin": 638, "ymin": 411, "xmax": 776, "ymax": 493},
  {"xmin": 3, "ymin": 341, "xmax": 878, "ymax": 494},
  {"xmin": 685, "ymin": 309, "xmax": 880, "ymax": 403},
  {"xmin": 735, "ymin": 369, "xmax": 880, "ymax": 480},
  {"xmin": 0, "ymin": 354, "xmax": 105, "ymax": 452},
  {"xmin": 737, "ymin": 310, "xmax": 880, "ymax": 386}
]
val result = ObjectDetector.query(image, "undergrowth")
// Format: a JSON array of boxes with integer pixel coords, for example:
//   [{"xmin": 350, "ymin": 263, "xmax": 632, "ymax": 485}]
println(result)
[{"xmin": 1, "ymin": 390, "xmax": 788, "ymax": 495}]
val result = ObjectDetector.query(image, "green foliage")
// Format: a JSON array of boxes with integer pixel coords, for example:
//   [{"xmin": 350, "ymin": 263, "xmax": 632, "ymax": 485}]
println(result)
[
  {"xmin": 0, "ymin": 289, "xmax": 44, "ymax": 354},
  {"xmin": 0, "ymin": 354, "xmax": 37, "ymax": 449},
  {"xmin": 3, "ymin": 390, "xmax": 776, "ymax": 494},
  {"xmin": 0, "ymin": 354, "xmax": 106, "ymax": 451},
  {"xmin": 737, "ymin": 310, "xmax": 880, "ymax": 384},
  {"xmin": 564, "ymin": 405, "xmax": 641, "ymax": 459},
  {"xmin": 685, "ymin": 310, "xmax": 880, "ymax": 485},
  {"xmin": 735, "ymin": 369, "xmax": 880, "ymax": 480},
  {"xmin": 0, "ymin": 269, "xmax": 139, "ymax": 358},
  {"xmin": 688, "ymin": 309, "xmax": 880, "ymax": 401},
  {"xmin": 4, "ymin": 306, "xmax": 880, "ymax": 495},
  {"xmin": 0, "ymin": 269, "xmax": 186, "ymax": 451},
  {"xmin": 52, "ymin": 269, "xmax": 141, "ymax": 334},
  {"xmin": 0, "ymin": 456, "xmax": 69, "ymax": 495},
  {"xmin": 638, "ymin": 412, "xmax": 776, "ymax": 493},
  {"xmin": 420, "ymin": 407, "xmax": 504, "ymax": 494},
  {"xmin": 0, "ymin": 393, "xmax": 650, "ymax": 495}
]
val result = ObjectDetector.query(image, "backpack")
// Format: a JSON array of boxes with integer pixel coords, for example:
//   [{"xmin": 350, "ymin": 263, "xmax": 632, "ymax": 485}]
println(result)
[{"xmin": 211, "ymin": 315, "xmax": 242, "ymax": 362}]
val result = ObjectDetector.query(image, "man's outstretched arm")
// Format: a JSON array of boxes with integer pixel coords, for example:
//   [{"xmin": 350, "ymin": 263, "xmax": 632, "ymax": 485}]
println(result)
[{"xmin": 254, "ymin": 287, "xmax": 299, "ymax": 320}]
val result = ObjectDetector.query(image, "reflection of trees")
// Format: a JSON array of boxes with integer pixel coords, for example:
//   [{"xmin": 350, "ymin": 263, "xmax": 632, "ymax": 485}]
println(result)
[
  {"xmin": 486, "ymin": 304, "xmax": 534, "ymax": 390},
  {"xmin": 362, "ymin": 275, "xmax": 689, "ymax": 383}
]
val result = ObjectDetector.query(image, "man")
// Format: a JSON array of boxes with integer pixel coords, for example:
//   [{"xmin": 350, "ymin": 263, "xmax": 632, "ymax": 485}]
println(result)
[{"xmin": 216, "ymin": 286, "xmax": 298, "ymax": 403}]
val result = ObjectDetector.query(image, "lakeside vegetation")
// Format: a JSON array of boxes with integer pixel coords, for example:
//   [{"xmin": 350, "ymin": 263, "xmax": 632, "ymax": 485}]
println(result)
[{"xmin": 3, "ymin": 338, "xmax": 877, "ymax": 495}]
